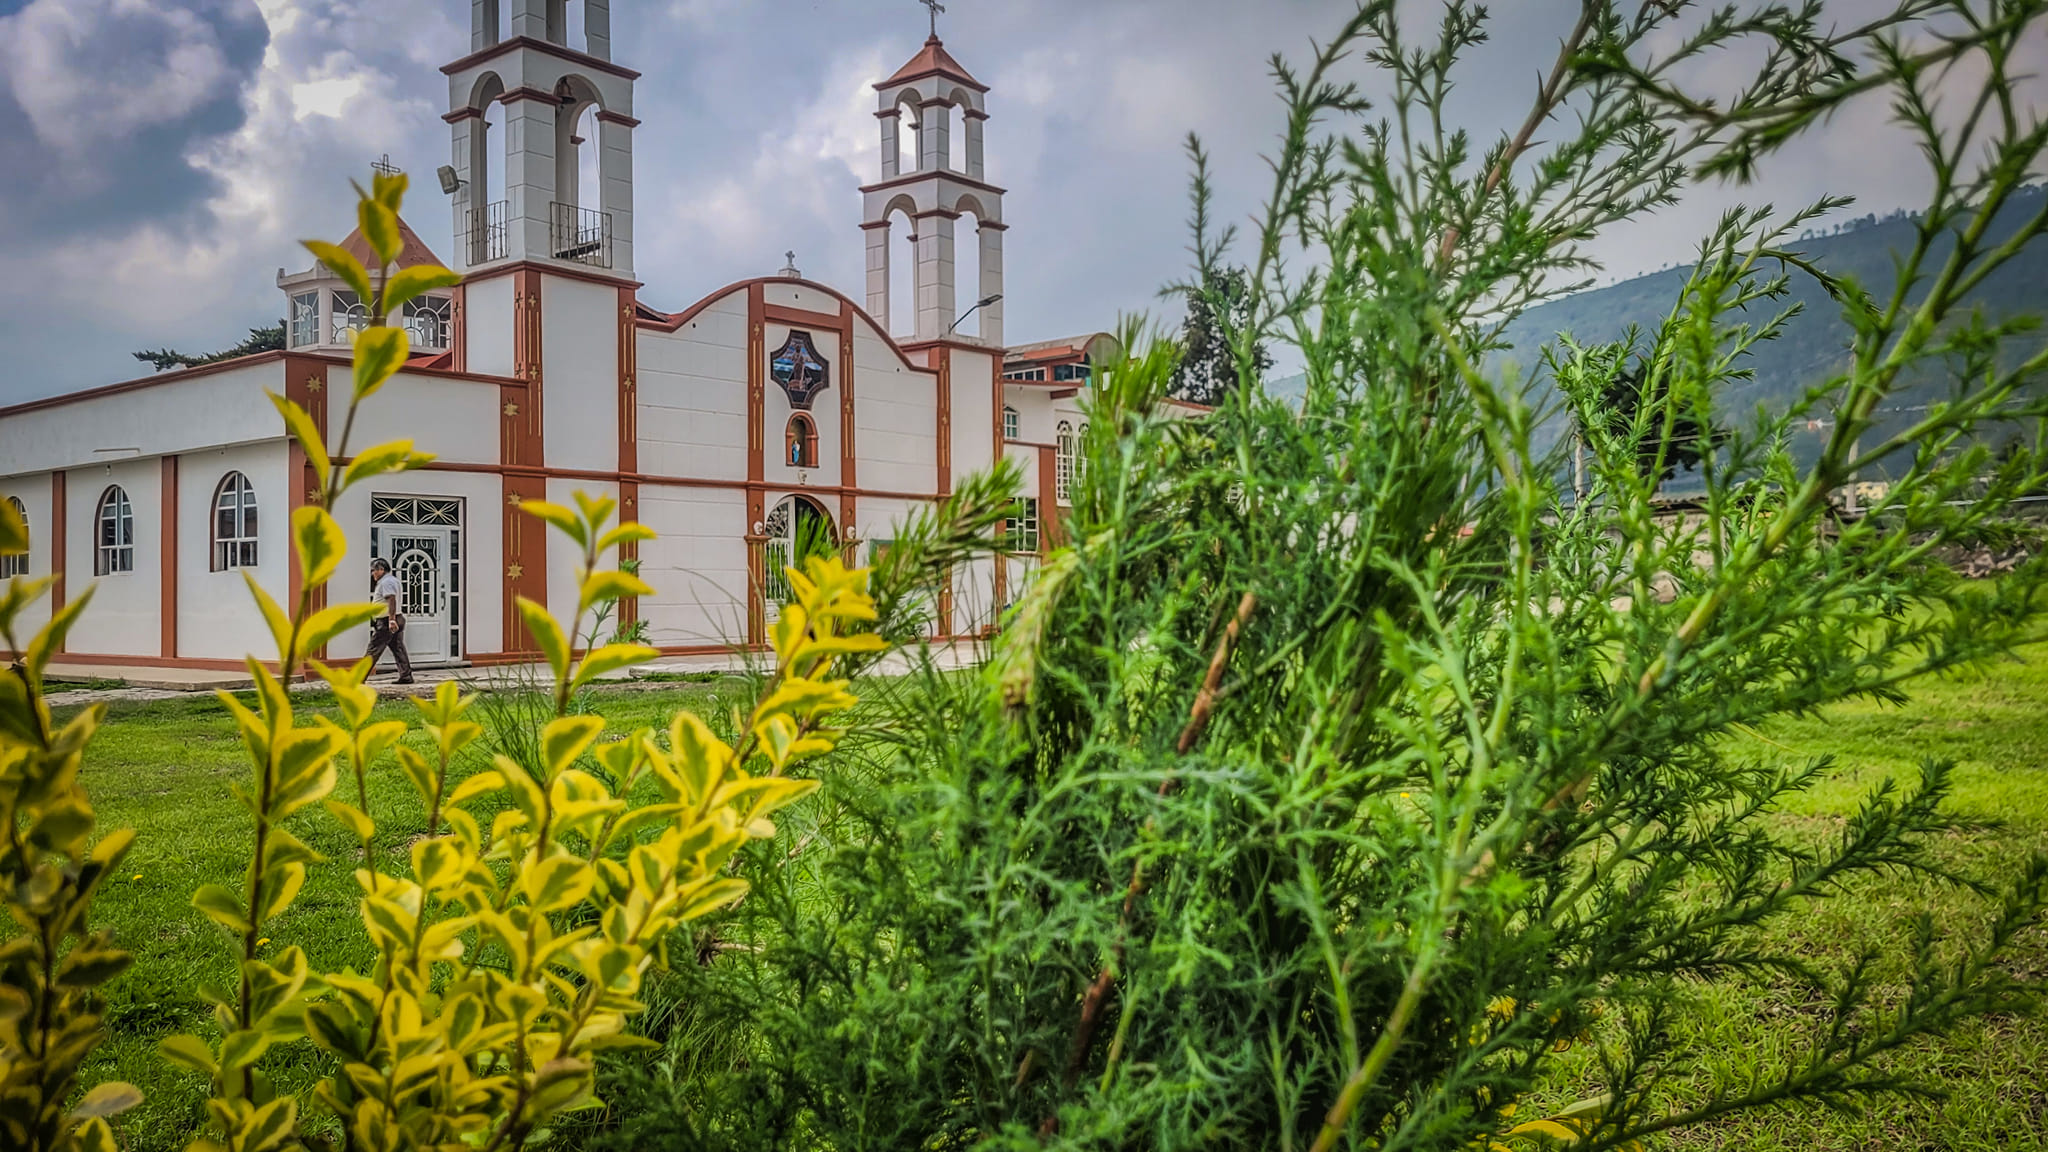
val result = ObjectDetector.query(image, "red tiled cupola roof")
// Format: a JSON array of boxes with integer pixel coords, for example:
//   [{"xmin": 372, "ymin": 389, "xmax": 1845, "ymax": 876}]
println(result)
[
  {"xmin": 877, "ymin": 35, "xmax": 987, "ymax": 93},
  {"xmin": 336, "ymin": 214, "xmax": 443, "ymax": 272}
]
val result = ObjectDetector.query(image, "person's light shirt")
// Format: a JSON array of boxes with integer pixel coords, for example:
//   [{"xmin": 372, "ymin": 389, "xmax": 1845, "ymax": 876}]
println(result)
[{"xmin": 375, "ymin": 572, "xmax": 401, "ymax": 616}]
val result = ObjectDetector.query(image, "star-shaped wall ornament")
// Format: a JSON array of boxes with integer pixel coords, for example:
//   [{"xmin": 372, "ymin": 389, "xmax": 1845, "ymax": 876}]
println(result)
[
  {"xmin": 305, "ymin": 376, "xmax": 323, "ymax": 394},
  {"xmin": 507, "ymin": 563, "xmax": 524, "ymax": 580},
  {"xmin": 507, "ymin": 493, "xmax": 523, "ymax": 507},
  {"xmin": 503, "ymin": 401, "xmax": 519, "ymax": 416}
]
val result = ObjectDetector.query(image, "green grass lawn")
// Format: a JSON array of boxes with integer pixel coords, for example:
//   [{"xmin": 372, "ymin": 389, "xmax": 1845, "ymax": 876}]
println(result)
[
  {"xmin": 53, "ymin": 650, "xmax": 2048, "ymax": 1150},
  {"xmin": 66, "ymin": 680, "xmax": 743, "ymax": 1152},
  {"xmin": 1538, "ymin": 647, "xmax": 2048, "ymax": 1150}
]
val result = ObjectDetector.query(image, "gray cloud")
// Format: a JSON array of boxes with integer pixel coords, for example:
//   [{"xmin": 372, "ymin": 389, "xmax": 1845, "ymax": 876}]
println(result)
[
  {"xmin": 0, "ymin": 0, "xmax": 2034, "ymax": 405},
  {"xmin": 0, "ymin": 0, "xmax": 268, "ymax": 245}
]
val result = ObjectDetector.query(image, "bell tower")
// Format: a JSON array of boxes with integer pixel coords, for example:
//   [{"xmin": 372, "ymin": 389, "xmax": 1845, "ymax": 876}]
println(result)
[
  {"xmin": 861, "ymin": 22, "xmax": 1004, "ymax": 345},
  {"xmin": 435, "ymin": 1, "xmax": 645, "ymax": 657},
  {"xmin": 442, "ymin": 0, "xmax": 637, "ymax": 277}
]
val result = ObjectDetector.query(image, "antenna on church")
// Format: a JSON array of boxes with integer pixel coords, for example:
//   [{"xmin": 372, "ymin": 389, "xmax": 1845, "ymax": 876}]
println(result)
[
  {"xmin": 780, "ymin": 250, "xmax": 802, "ymax": 278},
  {"xmin": 371, "ymin": 154, "xmax": 404, "ymax": 177},
  {"xmin": 920, "ymin": 0, "xmax": 945, "ymax": 38}
]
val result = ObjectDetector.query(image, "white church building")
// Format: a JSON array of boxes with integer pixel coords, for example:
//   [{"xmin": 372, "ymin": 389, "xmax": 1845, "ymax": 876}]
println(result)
[{"xmin": 0, "ymin": 0, "xmax": 1139, "ymax": 673}]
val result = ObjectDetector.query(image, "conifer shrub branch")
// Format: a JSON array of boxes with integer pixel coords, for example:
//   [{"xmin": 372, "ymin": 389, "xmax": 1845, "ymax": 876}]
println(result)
[{"xmin": 607, "ymin": 5, "xmax": 2048, "ymax": 1152}]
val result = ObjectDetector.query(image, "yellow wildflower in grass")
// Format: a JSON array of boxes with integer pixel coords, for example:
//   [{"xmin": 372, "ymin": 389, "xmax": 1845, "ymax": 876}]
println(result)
[{"xmin": 1487, "ymin": 995, "xmax": 1516, "ymax": 1021}]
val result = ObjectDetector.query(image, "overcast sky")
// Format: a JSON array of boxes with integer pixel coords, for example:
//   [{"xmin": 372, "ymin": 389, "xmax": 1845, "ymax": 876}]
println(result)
[{"xmin": 0, "ymin": 0, "xmax": 2037, "ymax": 406}]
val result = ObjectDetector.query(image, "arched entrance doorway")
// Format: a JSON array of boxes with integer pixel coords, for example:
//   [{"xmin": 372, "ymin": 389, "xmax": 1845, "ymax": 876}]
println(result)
[{"xmin": 762, "ymin": 495, "xmax": 837, "ymax": 616}]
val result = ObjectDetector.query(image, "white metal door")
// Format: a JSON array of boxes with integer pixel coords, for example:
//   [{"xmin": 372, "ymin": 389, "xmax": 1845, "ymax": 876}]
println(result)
[{"xmin": 385, "ymin": 528, "xmax": 452, "ymax": 662}]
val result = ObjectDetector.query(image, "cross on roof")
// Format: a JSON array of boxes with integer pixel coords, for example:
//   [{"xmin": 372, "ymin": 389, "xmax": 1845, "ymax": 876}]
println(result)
[
  {"xmin": 920, "ymin": 0, "xmax": 945, "ymax": 37},
  {"xmin": 371, "ymin": 153, "xmax": 403, "ymax": 176}
]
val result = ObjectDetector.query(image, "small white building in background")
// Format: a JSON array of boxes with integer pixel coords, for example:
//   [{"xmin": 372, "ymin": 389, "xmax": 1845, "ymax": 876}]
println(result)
[{"xmin": 0, "ymin": 0, "xmax": 1128, "ymax": 673}]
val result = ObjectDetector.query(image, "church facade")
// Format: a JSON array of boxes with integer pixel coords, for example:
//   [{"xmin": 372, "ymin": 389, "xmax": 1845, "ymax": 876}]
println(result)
[{"xmin": 0, "ymin": 0, "xmax": 1121, "ymax": 672}]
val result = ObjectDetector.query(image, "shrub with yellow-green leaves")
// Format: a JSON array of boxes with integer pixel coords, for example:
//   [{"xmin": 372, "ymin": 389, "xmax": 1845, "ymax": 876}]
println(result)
[
  {"xmin": 3, "ymin": 170, "xmax": 886, "ymax": 1152},
  {"xmin": 0, "ymin": 505, "xmax": 140, "ymax": 1152}
]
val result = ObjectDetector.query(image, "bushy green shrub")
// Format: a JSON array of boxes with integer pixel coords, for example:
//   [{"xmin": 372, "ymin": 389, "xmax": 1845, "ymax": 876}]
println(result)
[{"xmin": 599, "ymin": 3, "xmax": 2048, "ymax": 1150}]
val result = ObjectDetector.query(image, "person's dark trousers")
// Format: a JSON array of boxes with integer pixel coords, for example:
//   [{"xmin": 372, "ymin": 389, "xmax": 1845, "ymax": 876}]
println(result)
[{"xmin": 365, "ymin": 618, "xmax": 414, "ymax": 682}]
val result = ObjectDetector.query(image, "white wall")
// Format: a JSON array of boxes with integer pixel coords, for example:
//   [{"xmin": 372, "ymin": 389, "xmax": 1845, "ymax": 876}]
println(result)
[
  {"xmin": 762, "ymin": 280, "xmax": 840, "ymax": 319},
  {"xmin": 852, "ymin": 327, "xmax": 937, "ymax": 494},
  {"xmin": 638, "ymin": 289, "xmax": 750, "ymax": 480},
  {"xmin": 541, "ymin": 276, "xmax": 620, "ymax": 472},
  {"xmin": 176, "ymin": 443, "xmax": 290, "ymax": 661},
  {"xmin": 949, "ymin": 347, "xmax": 996, "ymax": 481},
  {"xmin": 353, "ymin": 369, "xmax": 503, "ymax": 466},
  {"xmin": 763, "ymin": 323, "xmax": 841, "ymax": 489},
  {"xmin": 1003, "ymin": 383, "xmax": 1059, "ymax": 445},
  {"xmin": 0, "ymin": 474, "xmax": 55, "ymax": 639},
  {"xmin": 636, "ymin": 483, "xmax": 750, "ymax": 648},
  {"xmin": 0, "ymin": 361, "xmax": 284, "ymax": 479},
  {"xmin": 63, "ymin": 458, "xmax": 161, "ymax": 657},
  {"xmin": 466, "ymin": 275, "xmax": 516, "ymax": 378},
  {"xmin": 545, "ymin": 476, "xmax": 617, "ymax": 642},
  {"xmin": 329, "ymin": 470, "xmax": 505, "ymax": 660}
]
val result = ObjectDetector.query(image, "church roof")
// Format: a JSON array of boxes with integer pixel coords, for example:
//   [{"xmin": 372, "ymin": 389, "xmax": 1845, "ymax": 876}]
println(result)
[
  {"xmin": 877, "ymin": 35, "xmax": 987, "ymax": 94},
  {"xmin": 337, "ymin": 214, "xmax": 444, "ymax": 272}
]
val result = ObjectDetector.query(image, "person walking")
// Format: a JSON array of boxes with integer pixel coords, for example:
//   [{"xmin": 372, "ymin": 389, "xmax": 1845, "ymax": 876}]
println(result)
[{"xmin": 365, "ymin": 558, "xmax": 414, "ymax": 684}]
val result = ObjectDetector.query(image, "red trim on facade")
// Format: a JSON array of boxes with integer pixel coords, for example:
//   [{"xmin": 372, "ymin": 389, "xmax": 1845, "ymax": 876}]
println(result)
[
  {"xmin": 499, "ymin": 85, "xmax": 564, "ymax": 105},
  {"xmin": 51, "ymin": 653, "xmax": 285, "ymax": 674},
  {"xmin": 990, "ymin": 358, "xmax": 1006, "ymax": 612},
  {"xmin": 503, "ymin": 268, "xmax": 548, "ymax": 653},
  {"xmin": 617, "ymin": 282, "xmax": 641, "ymax": 629},
  {"xmin": 160, "ymin": 457, "xmax": 178, "ymax": 659},
  {"xmin": 617, "ymin": 286, "xmax": 638, "ymax": 474},
  {"xmin": 287, "ymin": 442, "xmax": 308, "ymax": 611},
  {"xmin": 593, "ymin": 109, "xmax": 640, "ymax": 127},
  {"xmin": 1039, "ymin": 444, "xmax": 1059, "ymax": 549},
  {"xmin": 0, "ymin": 351, "xmax": 288, "ymax": 420},
  {"xmin": 462, "ymin": 259, "xmax": 642, "ymax": 292},
  {"xmin": 282, "ymin": 355, "xmax": 330, "ymax": 654},
  {"xmin": 838, "ymin": 297, "xmax": 858, "ymax": 563},
  {"xmin": 745, "ymin": 284, "xmax": 766, "ymax": 646},
  {"xmin": 858, "ymin": 169, "xmax": 1008, "ymax": 198},
  {"xmin": 450, "ymin": 283, "xmax": 469, "ymax": 373},
  {"xmin": 48, "ymin": 473, "xmax": 66, "ymax": 628},
  {"xmin": 762, "ymin": 302, "xmax": 844, "ymax": 330},
  {"xmin": 441, "ymin": 35, "xmax": 643, "ymax": 82},
  {"xmin": 935, "ymin": 345, "xmax": 954, "ymax": 634},
  {"xmin": 442, "ymin": 106, "xmax": 484, "ymax": 123},
  {"xmin": 638, "ymin": 275, "xmax": 931, "ymax": 375}
]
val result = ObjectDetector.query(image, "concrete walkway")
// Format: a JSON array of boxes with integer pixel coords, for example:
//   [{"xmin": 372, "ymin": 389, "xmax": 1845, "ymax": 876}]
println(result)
[{"xmin": 38, "ymin": 640, "xmax": 989, "ymax": 708}]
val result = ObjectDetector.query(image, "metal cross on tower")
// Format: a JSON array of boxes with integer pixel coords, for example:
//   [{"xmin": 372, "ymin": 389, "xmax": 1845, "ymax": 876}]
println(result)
[{"xmin": 920, "ymin": 0, "xmax": 945, "ymax": 37}]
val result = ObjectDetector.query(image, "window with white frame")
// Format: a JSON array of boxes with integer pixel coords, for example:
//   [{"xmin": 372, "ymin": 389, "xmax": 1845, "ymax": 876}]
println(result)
[
  {"xmin": 1, "ymin": 497, "xmax": 27, "ymax": 578},
  {"xmin": 212, "ymin": 471, "xmax": 259, "ymax": 570},
  {"xmin": 404, "ymin": 295, "xmax": 453, "ymax": 349},
  {"xmin": 1055, "ymin": 421, "xmax": 1075, "ymax": 503},
  {"xmin": 1077, "ymin": 422, "xmax": 1090, "ymax": 482},
  {"xmin": 289, "ymin": 292, "xmax": 320, "ymax": 347},
  {"xmin": 1002, "ymin": 406, "xmax": 1018, "ymax": 440},
  {"xmin": 1006, "ymin": 497, "xmax": 1039, "ymax": 554},
  {"xmin": 95, "ymin": 486, "xmax": 133, "ymax": 576},
  {"xmin": 331, "ymin": 290, "xmax": 370, "ymax": 343}
]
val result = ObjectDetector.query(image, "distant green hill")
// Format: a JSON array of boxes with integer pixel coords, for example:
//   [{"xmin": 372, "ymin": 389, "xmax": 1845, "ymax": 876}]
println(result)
[{"xmin": 1498, "ymin": 185, "xmax": 2048, "ymax": 480}]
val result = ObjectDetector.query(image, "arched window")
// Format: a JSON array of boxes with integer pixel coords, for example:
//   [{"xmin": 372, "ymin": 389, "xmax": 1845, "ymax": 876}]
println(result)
[
  {"xmin": 95, "ymin": 486, "xmax": 133, "ymax": 576},
  {"xmin": 1055, "ymin": 421, "xmax": 1075, "ymax": 503},
  {"xmin": 1077, "ymin": 421, "xmax": 1090, "ymax": 482},
  {"xmin": 1002, "ymin": 405, "xmax": 1018, "ymax": 440},
  {"xmin": 1, "ymin": 497, "xmax": 27, "ymax": 579},
  {"xmin": 212, "ymin": 471, "xmax": 259, "ymax": 570},
  {"xmin": 786, "ymin": 413, "xmax": 819, "ymax": 469}
]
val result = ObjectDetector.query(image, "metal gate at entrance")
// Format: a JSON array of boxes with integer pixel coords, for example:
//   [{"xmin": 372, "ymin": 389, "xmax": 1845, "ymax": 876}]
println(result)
[{"xmin": 369, "ymin": 495, "xmax": 464, "ymax": 663}]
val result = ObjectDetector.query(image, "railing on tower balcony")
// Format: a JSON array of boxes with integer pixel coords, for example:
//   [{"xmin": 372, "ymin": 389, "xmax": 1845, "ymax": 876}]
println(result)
[
  {"xmin": 462, "ymin": 200, "xmax": 508, "ymax": 265},
  {"xmin": 550, "ymin": 202, "xmax": 613, "ymax": 268}
]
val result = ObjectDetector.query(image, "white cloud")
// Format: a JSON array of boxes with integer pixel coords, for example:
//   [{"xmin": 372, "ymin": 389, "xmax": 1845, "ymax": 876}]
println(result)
[
  {"xmin": 0, "ymin": 0, "xmax": 237, "ymax": 150},
  {"xmin": 291, "ymin": 75, "xmax": 365, "ymax": 120}
]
